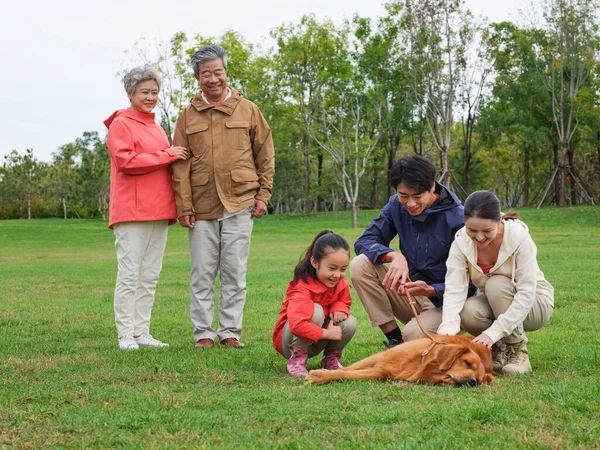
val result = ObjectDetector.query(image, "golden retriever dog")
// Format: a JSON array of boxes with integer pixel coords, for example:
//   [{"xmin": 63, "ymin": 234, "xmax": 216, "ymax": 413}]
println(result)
[{"xmin": 306, "ymin": 334, "xmax": 494, "ymax": 387}]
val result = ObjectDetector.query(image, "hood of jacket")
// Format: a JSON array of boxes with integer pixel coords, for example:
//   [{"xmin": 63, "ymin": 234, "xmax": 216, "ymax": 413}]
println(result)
[{"xmin": 104, "ymin": 109, "xmax": 157, "ymax": 129}]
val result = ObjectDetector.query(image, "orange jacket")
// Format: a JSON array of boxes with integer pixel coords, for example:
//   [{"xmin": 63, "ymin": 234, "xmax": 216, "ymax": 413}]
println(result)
[
  {"xmin": 272, "ymin": 277, "xmax": 352, "ymax": 356},
  {"xmin": 104, "ymin": 109, "xmax": 178, "ymax": 228}
]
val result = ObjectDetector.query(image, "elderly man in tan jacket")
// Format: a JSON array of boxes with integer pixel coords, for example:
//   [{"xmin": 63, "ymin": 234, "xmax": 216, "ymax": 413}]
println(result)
[{"xmin": 172, "ymin": 45, "xmax": 275, "ymax": 349}]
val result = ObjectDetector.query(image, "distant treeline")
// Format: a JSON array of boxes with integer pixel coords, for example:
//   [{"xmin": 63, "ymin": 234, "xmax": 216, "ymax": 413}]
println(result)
[{"xmin": 2, "ymin": 0, "xmax": 598, "ymax": 221}]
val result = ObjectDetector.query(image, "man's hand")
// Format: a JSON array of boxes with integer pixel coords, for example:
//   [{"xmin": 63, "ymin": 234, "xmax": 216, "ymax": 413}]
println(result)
[
  {"xmin": 251, "ymin": 199, "xmax": 267, "ymax": 218},
  {"xmin": 401, "ymin": 280, "xmax": 436, "ymax": 297},
  {"xmin": 382, "ymin": 252, "xmax": 409, "ymax": 293},
  {"xmin": 179, "ymin": 215, "xmax": 195, "ymax": 228}
]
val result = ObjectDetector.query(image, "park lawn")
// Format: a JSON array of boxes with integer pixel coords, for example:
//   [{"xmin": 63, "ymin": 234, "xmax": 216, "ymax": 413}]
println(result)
[{"xmin": 0, "ymin": 206, "xmax": 599, "ymax": 449}]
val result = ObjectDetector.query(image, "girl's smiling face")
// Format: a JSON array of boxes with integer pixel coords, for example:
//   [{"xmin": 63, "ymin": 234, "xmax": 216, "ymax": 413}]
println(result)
[
  {"xmin": 465, "ymin": 217, "xmax": 502, "ymax": 248},
  {"xmin": 311, "ymin": 248, "xmax": 350, "ymax": 288}
]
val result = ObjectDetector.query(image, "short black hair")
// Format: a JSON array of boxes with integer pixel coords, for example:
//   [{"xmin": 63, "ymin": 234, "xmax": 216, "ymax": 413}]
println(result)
[{"xmin": 390, "ymin": 155, "xmax": 436, "ymax": 192}]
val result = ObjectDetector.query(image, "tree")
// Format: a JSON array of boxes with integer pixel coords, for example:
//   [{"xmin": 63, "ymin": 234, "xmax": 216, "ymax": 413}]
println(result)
[
  {"xmin": 271, "ymin": 15, "xmax": 350, "ymax": 213},
  {"xmin": 540, "ymin": 0, "xmax": 600, "ymax": 206},
  {"xmin": 403, "ymin": 0, "xmax": 474, "ymax": 186},
  {"xmin": 0, "ymin": 149, "xmax": 45, "ymax": 219}
]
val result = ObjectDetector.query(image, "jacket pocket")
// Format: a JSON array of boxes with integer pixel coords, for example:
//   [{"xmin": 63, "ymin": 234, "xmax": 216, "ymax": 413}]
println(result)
[
  {"xmin": 191, "ymin": 171, "xmax": 211, "ymax": 213},
  {"xmin": 187, "ymin": 122, "xmax": 209, "ymax": 157},
  {"xmin": 231, "ymin": 168, "xmax": 260, "ymax": 201},
  {"xmin": 225, "ymin": 120, "xmax": 250, "ymax": 150}
]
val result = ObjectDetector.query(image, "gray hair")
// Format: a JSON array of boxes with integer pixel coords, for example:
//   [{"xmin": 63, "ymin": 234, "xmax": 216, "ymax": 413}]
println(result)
[
  {"xmin": 123, "ymin": 65, "xmax": 161, "ymax": 95},
  {"xmin": 190, "ymin": 45, "xmax": 228, "ymax": 77}
]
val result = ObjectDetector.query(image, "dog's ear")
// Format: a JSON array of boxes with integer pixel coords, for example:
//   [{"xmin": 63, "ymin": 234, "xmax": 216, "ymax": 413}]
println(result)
[{"xmin": 427, "ymin": 344, "xmax": 467, "ymax": 372}]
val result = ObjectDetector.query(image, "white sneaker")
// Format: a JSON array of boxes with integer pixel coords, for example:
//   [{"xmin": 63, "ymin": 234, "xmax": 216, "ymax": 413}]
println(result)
[
  {"xmin": 134, "ymin": 334, "xmax": 169, "ymax": 348},
  {"xmin": 119, "ymin": 336, "xmax": 139, "ymax": 350}
]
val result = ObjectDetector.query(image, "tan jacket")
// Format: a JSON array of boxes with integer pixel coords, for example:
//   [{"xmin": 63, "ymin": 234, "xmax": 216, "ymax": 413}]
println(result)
[
  {"xmin": 171, "ymin": 89, "xmax": 275, "ymax": 220},
  {"xmin": 438, "ymin": 219, "xmax": 554, "ymax": 343}
]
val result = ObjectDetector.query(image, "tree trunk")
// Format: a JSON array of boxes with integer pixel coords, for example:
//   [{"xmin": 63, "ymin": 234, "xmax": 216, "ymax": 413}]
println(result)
[
  {"xmin": 463, "ymin": 148, "xmax": 471, "ymax": 195},
  {"xmin": 597, "ymin": 131, "xmax": 600, "ymax": 179},
  {"xmin": 387, "ymin": 131, "xmax": 399, "ymax": 198},
  {"xmin": 316, "ymin": 153, "xmax": 323, "ymax": 212},
  {"xmin": 371, "ymin": 151, "xmax": 380, "ymax": 210},
  {"xmin": 523, "ymin": 146, "xmax": 530, "ymax": 206},
  {"xmin": 568, "ymin": 144, "xmax": 576, "ymax": 206},
  {"xmin": 27, "ymin": 194, "xmax": 31, "ymax": 219},
  {"xmin": 62, "ymin": 197, "xmax": 67, "ymax": 219},
  {"xmin": 439, "ymin": 148, "xmax": 451, "ymax": 187},
  {"xmin": 552, "ymin": 138, "xmax": 560, "ymax": 206},
  {"xmin": 558, "ymin": 141, "xmax": 569, "ymax": 207},
  {"xmin": 302, "ymin": 130, "xmax": 311, "ymax": 214},
  {"xmin": 351, "ymin": 202, "xmax": 358, "ymax": 229}
]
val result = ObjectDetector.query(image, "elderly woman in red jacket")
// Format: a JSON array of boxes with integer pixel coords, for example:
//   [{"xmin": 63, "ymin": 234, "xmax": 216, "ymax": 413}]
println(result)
[{"xmin": 104, "ymin": 65, "xmax": 187, "ymax": 350}]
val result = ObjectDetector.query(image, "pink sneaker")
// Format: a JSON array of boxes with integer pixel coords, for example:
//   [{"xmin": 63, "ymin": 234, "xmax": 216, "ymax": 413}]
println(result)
[
  {"xmin": 321, "ymin": 349, "xmax": 343, "ymax": 370},
  {"xmin": 287, "ymin": 345, "xmax": 309, "ymax": 377}
]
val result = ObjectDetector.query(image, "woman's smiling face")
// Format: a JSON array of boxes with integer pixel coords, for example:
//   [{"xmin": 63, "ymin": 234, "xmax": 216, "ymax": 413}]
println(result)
[
  {"xmin": 128, "ymin": 80, "xmax": 159, "ymax": 113},
  {"xmin": 465, "ymin": 217, "xmax": 501, "ymax": 248}
]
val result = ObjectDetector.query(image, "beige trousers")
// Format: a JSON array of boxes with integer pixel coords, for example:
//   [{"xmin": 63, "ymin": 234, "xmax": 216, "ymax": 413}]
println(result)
[
  {"xmin": 189, "ymin": 211, "xmax": 253, "ymax": 343},
  {"xmin": 281, "ymin": 303, "xmax": 358, "ymax": 358},
  {"xmin": 113, "ymin": 220, "xmax": 169, "ymax": 339},
  {"xmin": 459, "ymin": 275, "xmax": 553, "ymax": 344},
  {"xmin": 349, "ymin": 254, "xmax": 441, "ymax": 341}
]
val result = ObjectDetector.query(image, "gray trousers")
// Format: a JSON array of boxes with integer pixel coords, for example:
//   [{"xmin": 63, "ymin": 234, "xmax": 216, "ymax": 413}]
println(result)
[
  {"xmin": 189, "ymin": 211, "xmax": 253, "ymax": 342},
  {"xmin": 281, "ymin": 303, "xmax": 358, "ymax": 359},
  {"xmin": 460, "ymin": 275, "xmax": 553, "ymax": 344},
  {"xmin": 349, "ymin": 254, "xmax": 441, "ymax": 341}
]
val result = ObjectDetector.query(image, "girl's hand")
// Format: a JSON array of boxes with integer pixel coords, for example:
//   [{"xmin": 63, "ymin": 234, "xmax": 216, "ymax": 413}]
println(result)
[
  {"xmin": 473, "ymin": 333, "xmax": 493, "ymax": 348},
  {"xmin": 322, "ymin": 320, "xmax": 342, "ymax": 341},
  {"xmin": 329, "ymin": 311, "xmax": 348, "ymax": 324}
]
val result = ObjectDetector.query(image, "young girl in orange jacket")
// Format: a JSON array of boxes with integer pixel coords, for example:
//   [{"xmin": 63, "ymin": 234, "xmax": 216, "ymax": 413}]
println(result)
[{"xmin": 272, "ymin": 230, "xmax": 358, "ymax": 377}]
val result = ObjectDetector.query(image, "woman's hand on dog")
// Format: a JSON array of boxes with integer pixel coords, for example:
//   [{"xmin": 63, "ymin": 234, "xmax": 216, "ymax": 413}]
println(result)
[
  {"xmin": 322, "ymin": 319, "xmax": 343, "ymax": 341},
  {"xmin": 472, "ymin": 333, "xmax": 493, "ymax": 348}
]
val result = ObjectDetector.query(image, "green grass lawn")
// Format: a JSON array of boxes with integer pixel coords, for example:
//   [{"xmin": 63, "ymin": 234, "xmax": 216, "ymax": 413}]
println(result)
[{"xmin": 1, "ymin": 207, "xmax": 599, "ymax": 449}]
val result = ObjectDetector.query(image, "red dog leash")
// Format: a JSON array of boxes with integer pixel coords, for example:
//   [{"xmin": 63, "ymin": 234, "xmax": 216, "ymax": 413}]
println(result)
[{"xmin": 404, "ymin": 277, "xmax": 443, "ymax": 360}]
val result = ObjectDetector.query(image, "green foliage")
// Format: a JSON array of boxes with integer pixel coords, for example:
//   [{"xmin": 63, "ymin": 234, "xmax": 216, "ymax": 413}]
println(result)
[{"xmin": 1, "ymin": 208, "xmax": 599, "ymax": 447}]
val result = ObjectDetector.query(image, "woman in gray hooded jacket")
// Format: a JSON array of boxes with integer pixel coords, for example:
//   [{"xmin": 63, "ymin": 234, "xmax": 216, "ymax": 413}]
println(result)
[{"xmin": 437, "ymin": 190, "xmax": 554, "ymax": 375}]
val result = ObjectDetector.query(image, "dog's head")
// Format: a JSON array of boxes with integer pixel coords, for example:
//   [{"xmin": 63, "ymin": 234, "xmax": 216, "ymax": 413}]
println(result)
[{"xmin": 423, "ymin": 341, "xmax": 494, "ymax": 387}]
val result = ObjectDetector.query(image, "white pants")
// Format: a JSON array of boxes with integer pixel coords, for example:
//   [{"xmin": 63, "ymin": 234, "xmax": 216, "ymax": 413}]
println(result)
[
  {"xmin": 189, "ymin": 211, "xmax": 253, "ymax": 342},
  {"xmin": 113, "ymin": 221, "xmax": 168, "ymax": 339}
]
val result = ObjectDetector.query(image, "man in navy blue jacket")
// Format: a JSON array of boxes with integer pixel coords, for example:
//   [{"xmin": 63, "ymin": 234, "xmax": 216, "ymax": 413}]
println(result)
[{"xmin": 350, "ymin": 155, "xmax": 472, "ymax": 348}]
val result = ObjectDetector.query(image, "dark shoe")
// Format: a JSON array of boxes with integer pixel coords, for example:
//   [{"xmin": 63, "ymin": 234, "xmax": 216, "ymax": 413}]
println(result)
[
  {"xmin": 195, "ymin": 338, "xmax": 214, "ymax": 348},
  {"xmin": 384, "ymin": 338, "xmax": 402, "ymax": 350},
  {"xmin": 220, "ymin": 338, "xmax": 245, "ymax": 349}
]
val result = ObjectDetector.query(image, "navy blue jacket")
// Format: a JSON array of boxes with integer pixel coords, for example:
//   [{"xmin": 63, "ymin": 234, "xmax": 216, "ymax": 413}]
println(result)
[{"xmin": 355, "ymin": 182, "xmax": 471, "ymax": 307}]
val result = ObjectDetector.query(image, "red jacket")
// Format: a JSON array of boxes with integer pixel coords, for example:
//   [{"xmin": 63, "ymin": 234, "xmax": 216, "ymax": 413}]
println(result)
[
  {"xmin": 104, "ymin": 109, "xmax": 178, "ymax": 228},
  {"xmin": 272, "ymin": 277, "xmax": 352, "ymax": 356}
]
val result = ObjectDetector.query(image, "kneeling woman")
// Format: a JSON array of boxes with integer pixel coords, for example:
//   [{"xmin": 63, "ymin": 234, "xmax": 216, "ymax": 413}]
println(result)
[
  {"xmin": 272, "ymin": 231, "xmax": 358, "ymax": 378},
  {"xmin": 437, "ymin": 191, "xmax": 554, "ymax": 374}
]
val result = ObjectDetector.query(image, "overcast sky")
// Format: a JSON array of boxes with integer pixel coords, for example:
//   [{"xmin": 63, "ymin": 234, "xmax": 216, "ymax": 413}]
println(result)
[{"xmin": 0, "ymin": 0, "xmax": 523, "ymax": 163}]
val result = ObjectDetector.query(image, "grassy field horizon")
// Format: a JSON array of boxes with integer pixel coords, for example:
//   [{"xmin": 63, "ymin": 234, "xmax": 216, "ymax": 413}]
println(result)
[{"xmin": 1, "ymin": 206, "xmax": 599, "ymax": 449}]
